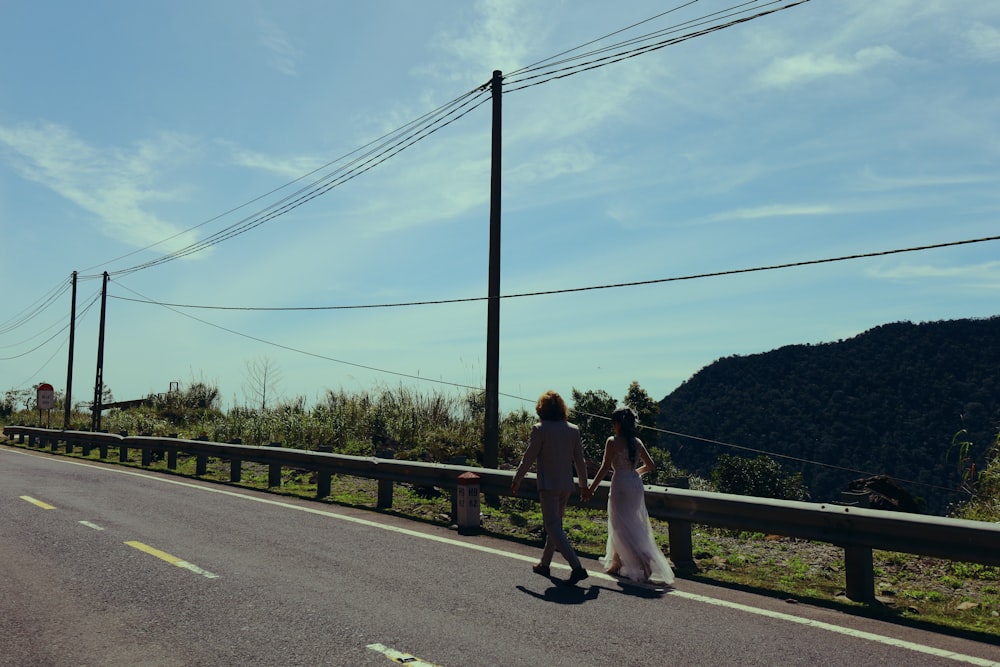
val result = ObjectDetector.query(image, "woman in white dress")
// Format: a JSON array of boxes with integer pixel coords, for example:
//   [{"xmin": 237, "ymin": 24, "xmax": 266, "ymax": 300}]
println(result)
[{"xmin": 588, "ymin": 407, "xmax": 675, "ymax": 585}]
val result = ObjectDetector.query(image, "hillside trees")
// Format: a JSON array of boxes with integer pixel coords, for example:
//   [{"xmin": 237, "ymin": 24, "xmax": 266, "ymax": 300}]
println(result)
[
  {"xmin": 712, "ymin": 453, "xmax": 809, "ymax": 501},
  {"xmin": 657, "ymin": 317, "xmax": 1000, "ymax": 514},
  {"xmin": 570, "ymin": 387, "xmax": 617, "ymax": 459},
  {"xmin": 624, "ymin": 380, "xmax": 660, "ymax": 447},
  {"xmin": 568, "ymin": 383, "xmax": 678, "ymax": 484}
]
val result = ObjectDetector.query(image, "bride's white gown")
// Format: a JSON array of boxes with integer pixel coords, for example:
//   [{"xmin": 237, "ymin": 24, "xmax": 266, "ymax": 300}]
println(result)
[{"xmin": 600, "ymin": 441, "xmax": 675, "ymax": 584}]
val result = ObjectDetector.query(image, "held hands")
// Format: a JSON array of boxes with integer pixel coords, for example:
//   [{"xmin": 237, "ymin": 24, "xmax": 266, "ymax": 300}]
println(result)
[{"xmin": 511, "ymin": 480, "xmax": 593, "ymax": 500}]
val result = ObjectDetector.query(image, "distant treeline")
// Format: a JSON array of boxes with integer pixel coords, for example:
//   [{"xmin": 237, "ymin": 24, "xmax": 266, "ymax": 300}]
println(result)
[{"xmin": 656, "ymin": 317, "xmax": 1000, "ymax": 515}]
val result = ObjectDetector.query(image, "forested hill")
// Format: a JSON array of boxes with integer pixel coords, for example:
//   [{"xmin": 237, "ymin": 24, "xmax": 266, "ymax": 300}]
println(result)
[{"xmin": 656, "ymin": 316, "xmax": 1000, "ymax": 515}]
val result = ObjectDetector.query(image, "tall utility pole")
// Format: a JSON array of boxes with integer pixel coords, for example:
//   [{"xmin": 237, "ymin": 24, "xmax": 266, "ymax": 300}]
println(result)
[
  {"xmin": 64, "ymin": 271, "xmax": 77, "ymax": 428},
  {"xmin": 483, "ymin": 70, "xmax": 502, "ymax": 470},
  {"xmin": 91, "ymin": 271, "xmax": 108, "ymax": 432}
]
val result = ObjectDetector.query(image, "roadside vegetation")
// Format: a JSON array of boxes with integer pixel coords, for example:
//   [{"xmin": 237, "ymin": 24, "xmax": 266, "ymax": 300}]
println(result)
[{"xmin": 3, "ymin": 380, "xmax": 998, "ymax": 638}]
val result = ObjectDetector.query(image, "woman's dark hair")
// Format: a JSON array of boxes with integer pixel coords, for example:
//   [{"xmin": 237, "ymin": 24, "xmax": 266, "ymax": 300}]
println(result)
[
  {"xmin": 535, "ymin": 390, "xmax": 568, "ymax": 421},
  {"xmin": 611, "ymin": 406, "xmax": 639, "ymax": 463}
]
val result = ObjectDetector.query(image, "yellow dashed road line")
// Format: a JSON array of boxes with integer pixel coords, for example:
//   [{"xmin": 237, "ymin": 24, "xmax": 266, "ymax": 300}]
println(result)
[
  {"xmin": 124, "ymin": 541, "xmax": 220, "ymax": 579},
  {"xmin": 20, "ymin": 495, "xmax": 56, "ymax": 510}
]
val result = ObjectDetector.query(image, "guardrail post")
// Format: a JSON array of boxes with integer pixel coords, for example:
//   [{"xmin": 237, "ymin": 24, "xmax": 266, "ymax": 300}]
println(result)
[
  {"xmin": 230, "ymin": 458, "xmax": 242, "ymax": 483},
  {"xmin": 316, "ymin": 469, "xmax": 332, "ymax": 498},
  {"xmin": 268, "ymin": 443, "xmax": 282, "ymax": 487},
  {"xmin": 661, "ymin": 478, "xmax": 695, "ymax": 570},
  {"xmin": 316, "ymin": 446, "xmax": 333, "ymax": 499},
  {"xmin": 845, "ymin": 546, "xmax": 875, "ymax": 602},
  {"xmin": 142, "ymin": 447, "xmax": 152, "ymax": 466},
  {"xmin": 668, "ymin": 520, "xmax": 696, "ymax": 570},
  {"xmin": 376, "ymin": 449, "xmax": 394, "ymax": 509},
  {"xmin": 836, "ymin": 491, "xmax": 877, "ymax": 601},
  {"xmin": 377, "ymin": 480, "xmax": 393, "ymax": 508},
  {"xmin": 196, "ymin": 453, "xmax": 208, "ymax": 476}
]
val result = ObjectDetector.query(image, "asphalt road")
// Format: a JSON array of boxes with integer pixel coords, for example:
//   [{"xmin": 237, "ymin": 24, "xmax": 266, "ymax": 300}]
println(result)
[{"xmin": 2, "ymin": 444, "xmax": 998, "ymax": 666}]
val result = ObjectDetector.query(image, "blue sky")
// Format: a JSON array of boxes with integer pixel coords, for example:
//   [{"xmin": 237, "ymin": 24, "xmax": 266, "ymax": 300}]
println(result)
[{"xmin": 2, "ymin": 0, "xmax": 999, "ymax": 415}]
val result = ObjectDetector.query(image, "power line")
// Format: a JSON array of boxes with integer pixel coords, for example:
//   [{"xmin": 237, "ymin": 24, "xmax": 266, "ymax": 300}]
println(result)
[
  {"xmin": 565, "ymin": 408, "xmax": 967, "ymax": 497},
  {"xmin": 110, "ymin": 280, "xmax": 489, "ymax": 395},
  {"xmin": 0, "ymin": 310, "xmax": 71, "ymax": 350},
  {"xmin": 504, "ymin": 0, "xmax": 810, "ymax": 92},
  {"xmin": 0, "ymin": 276, "xmax": 71, "ymax": 337},
  {"xmin": 82, "ymin": 87, "xmax": 492, "ymax": 279},
  {"xmin": 0, "ymin": 288, "xmax": 101, "ymax": 362},
  {"xmin": 506, "ymin": 0, "xmax": 704, "ymax": 78},
  {"xmin": 106, "ymin": 233, "xmax": 1000, "ymax": 312},
  {"xmin": 80, "ymin": 93, "xmax": 479, "ymax": 273},
  {"xmin": 650, "ymin": 423, "xmax": 964, "ymax": 496}
]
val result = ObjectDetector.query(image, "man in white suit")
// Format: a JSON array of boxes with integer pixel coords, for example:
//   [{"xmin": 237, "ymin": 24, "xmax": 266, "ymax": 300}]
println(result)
[{"xmin": 511, "ymin": 390, "xmax": 591, "ymax": 585}]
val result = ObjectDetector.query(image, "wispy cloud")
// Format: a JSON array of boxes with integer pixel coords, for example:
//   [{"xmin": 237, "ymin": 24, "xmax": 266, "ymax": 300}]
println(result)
[
  {"xmin": 0, "ymin": 122, "xmax": 202, "ymax": 252},
  {"xmin": 257, "ymin": 18, "xmax": 302, "ymax": 77},
  {"xmin": 965, "ymin": 21, "xmax": 1000, "ymax": 62},
  {"xmin": 856, "ymin": 166, "xmax": 1000, "ymax": 191},
  {"xmin": 869, "ymin": 260, "xmax": 1000, "ymax": 288},
  {"xmin": 707, "ymin": 203, "xmax": 837, "ymax": 222},
  {"xmin": 432, "ymin": 0, "xmax": 540, "ymax": 79},
  {"xmin": 224, "ymin": 142, "xmax": 329, "ymax": 180},
  {"xmin": 756, "ymin": 45, "xmax": 903, "ymax": 88},
  {"xmin": 688, "ymin": 195, "xmax": 943, "ymax": 228},
  {"xmin": 337, "ymin": 134, "xmax": 491, "ymax": 236}
]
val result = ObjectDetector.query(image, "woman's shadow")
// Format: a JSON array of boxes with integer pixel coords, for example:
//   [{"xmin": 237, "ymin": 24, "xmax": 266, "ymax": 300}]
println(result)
[{"xmin": 516, "ymin": 576, "xmax": 671, "ymax": 604}]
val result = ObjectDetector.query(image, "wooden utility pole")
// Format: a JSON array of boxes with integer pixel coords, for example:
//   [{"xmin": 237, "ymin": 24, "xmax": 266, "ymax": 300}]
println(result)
[
  {"xmin": 483, "ymin": 70, "xmax": 502, "ymax": 470},
  {"xmin": 91, "ymin": 271, "xmax": 108, "ymax": 432},
  {"xmin": 64, "ymin": 271, "xmax": 77, "ymax": 427}
]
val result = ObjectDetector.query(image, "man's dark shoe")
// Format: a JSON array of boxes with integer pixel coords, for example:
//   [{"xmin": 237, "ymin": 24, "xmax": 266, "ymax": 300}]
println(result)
[
  {"xmin": 532, "ymin": 564, "xmax": 550, "ymax": 577},
  {"xmin": 566, "ymin": 568, "xmax": 589, "ymax": 585}
]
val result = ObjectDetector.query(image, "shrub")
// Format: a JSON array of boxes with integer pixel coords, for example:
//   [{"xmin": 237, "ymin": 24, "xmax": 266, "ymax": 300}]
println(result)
[{"xmin": 711, "ymin": 453, "xmax": 809, "ymax": 501}]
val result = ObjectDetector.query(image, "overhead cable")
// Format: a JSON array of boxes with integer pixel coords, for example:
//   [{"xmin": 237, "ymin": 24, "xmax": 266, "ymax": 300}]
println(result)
[
  {"xmin": 109, "ymin": 280, "xmax": 492, "ymax": 395},
  {"xmin": 81, "ymin": 87, "xmax": 491, "ymax": 279},
  {"xmin": 106, "ymin": 233, "xmax": 1000, "ymax": 312},
  {"xmin": 0, "ymin": 289, "xmax": 101, "ymax": 362},
  {"xmin": 506, "ymin": 0, "xmax": 703, "ymax": 78},
  {"xmin": 569, "ymin": 407, "xmax": 967, "ymax": 497},
  {"xmin": 0, "ymin": 276, "xmax": 71, "ymax": 337},
  {"xmin": 504, "ymin": 0, "xmax": 810, "ymax": 93}
]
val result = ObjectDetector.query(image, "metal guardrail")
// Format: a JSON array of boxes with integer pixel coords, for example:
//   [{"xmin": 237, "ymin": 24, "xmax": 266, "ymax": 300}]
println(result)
[{"xmin": 5, "ymin": 425, "xmax": 1000, "ymax": 602}]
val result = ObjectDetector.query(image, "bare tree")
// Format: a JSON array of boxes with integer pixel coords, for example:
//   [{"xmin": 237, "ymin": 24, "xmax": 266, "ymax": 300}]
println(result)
[{"xmin": 242, "ymin": 356, "xmax": 283, "ymax": 411}]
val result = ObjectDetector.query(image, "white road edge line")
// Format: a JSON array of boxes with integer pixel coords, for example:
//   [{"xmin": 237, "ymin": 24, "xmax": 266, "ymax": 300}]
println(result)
[
  {"xmin": 79, "ymin": 520, "xmax": 106, "ymax": 530},
  {"xmin": 9, "ymin": 447, "xmax": 999, "ymax": 666}
]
